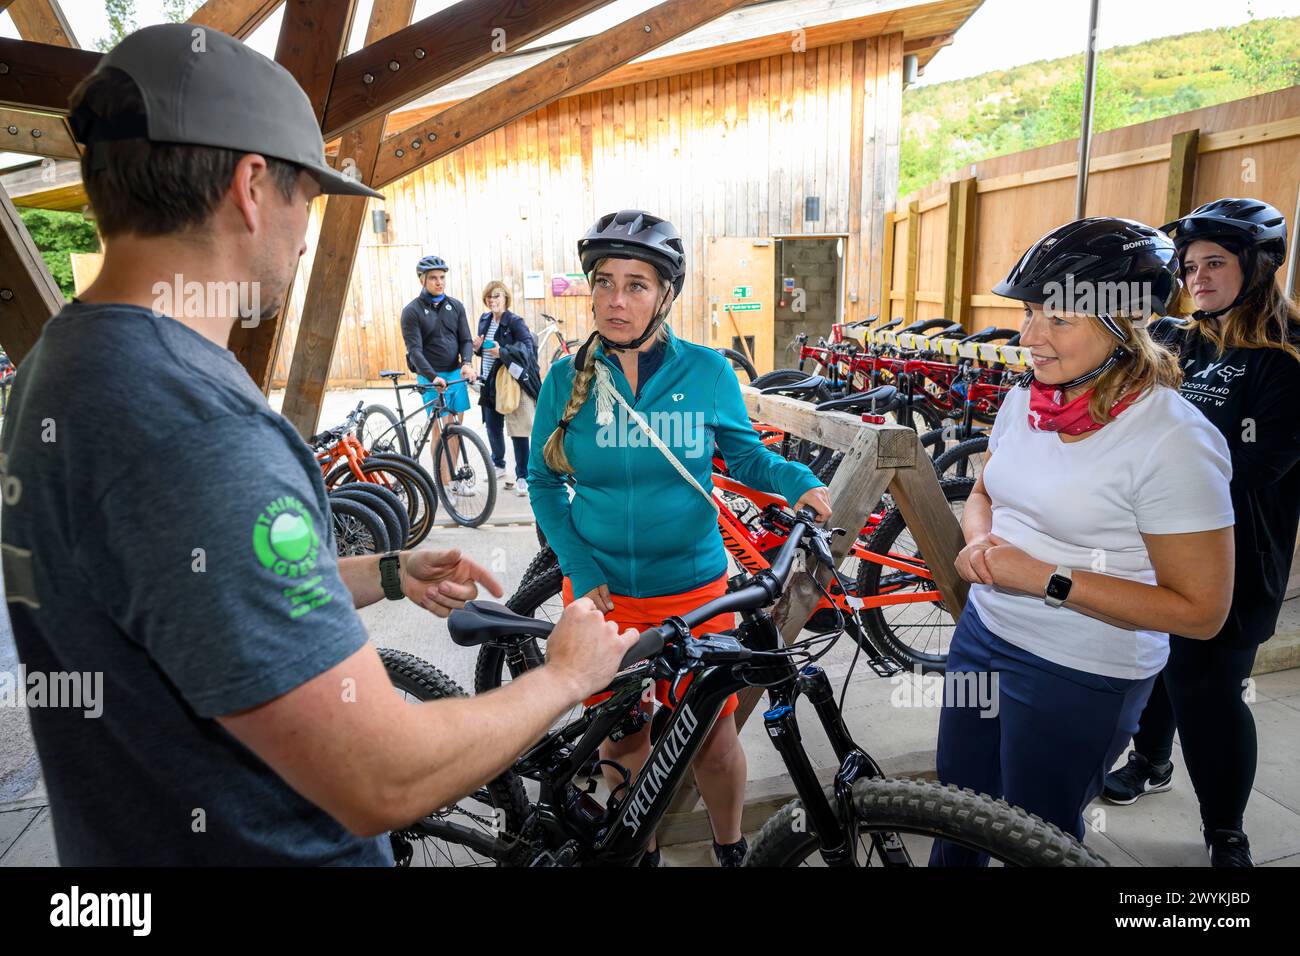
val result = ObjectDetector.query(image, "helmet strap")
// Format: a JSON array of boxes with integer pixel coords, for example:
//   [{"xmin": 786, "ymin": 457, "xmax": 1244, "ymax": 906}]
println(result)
[{"xmin": 1053, "ymin": 346, "xmax": 1129, "ymax": 391}]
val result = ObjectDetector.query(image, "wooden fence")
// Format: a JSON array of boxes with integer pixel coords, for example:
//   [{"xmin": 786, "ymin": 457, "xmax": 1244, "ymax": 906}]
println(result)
[{"xmin": 882, "ymin": 86, "xmax": 1300, "ymax": 331}]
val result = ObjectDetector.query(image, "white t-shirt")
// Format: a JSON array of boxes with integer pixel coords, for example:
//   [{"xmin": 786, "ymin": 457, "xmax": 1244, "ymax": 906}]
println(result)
[{"xmin": 968, "ymin": 383, "xmax": 1233, "ymax": 679}]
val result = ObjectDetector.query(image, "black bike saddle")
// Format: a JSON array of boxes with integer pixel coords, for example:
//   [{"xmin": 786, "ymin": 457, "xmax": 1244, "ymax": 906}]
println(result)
[
  {"xmin": 448, "ymin": 600, "xmax": 556, "ymax": 648},
  {"xmin": 379, "ymin": 369, "xmax": 405, "ymax": 379},
  {"xmin": 758, "ymin": 374, "xmax": 827, "ymax": 398},
  {"xmin": 959, "ymin": 327, "xmax": 1019, "ymax": 345},
  {"xmin": 815, "ymin": 384, "xmax": 897, "ymax": 413}
]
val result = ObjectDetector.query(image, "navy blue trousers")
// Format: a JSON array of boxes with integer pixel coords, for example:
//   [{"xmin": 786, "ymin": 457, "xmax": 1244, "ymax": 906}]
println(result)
[{"xmin": 929, "ymin": 604, "xmax": 1155, "ymax": 866}]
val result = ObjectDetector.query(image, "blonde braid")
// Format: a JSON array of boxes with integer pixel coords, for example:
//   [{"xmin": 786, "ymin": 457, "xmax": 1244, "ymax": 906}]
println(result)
[{"xmin": 542, "ymin": 332, "xmax": 601, "ymax": 475}]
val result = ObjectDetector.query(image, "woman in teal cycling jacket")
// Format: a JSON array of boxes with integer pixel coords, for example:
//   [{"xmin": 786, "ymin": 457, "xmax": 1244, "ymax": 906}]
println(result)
[{"xmin": 529, "ymin": 210, "xmax": 831, "ymax": 866}]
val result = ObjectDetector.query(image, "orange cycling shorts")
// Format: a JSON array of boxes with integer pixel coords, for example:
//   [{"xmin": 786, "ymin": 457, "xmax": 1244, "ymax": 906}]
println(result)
[{"xmin": 561, "ymin": 574, "xmax": 740, "ymax": 718}]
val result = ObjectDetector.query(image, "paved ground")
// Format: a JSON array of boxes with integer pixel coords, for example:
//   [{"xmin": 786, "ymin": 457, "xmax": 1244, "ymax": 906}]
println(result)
[{"xmin": 2, "ymin": 388, "xmax": 1298, "ymax": 866}]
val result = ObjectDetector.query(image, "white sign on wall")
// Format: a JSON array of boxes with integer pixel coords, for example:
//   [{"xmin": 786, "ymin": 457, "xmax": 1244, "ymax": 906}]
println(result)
[{"xmin": 524, "ymin": 271, "xmax": 545, "ymax": 299}]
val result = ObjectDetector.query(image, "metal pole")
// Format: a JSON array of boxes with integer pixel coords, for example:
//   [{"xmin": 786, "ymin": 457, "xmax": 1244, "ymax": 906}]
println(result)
[
  {"xmin": 1286, "ymin": 184, "xmax": 1300, "ymax": 300},
  {"xmin": 1075, "ymin": 0, "xmax": 1101, "ymax": 218}
]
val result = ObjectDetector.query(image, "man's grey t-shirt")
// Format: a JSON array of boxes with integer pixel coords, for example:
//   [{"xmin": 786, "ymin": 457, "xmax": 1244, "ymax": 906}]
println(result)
[{"xmin": 0, "ymin": 302, "xmax": 391, "ymax": 865}]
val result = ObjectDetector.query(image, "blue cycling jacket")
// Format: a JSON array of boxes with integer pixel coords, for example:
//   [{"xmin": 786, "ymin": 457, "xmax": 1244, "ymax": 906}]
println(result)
[{"xmin": 528, "ymin": 328, "xmax": 823, "ymax": 599}]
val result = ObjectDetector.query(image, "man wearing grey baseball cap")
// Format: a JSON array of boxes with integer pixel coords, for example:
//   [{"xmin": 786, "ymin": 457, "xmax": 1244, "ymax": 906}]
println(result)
[{"xmin": 1, "ymin": 23, "xmax": 635, "ymax": 866}]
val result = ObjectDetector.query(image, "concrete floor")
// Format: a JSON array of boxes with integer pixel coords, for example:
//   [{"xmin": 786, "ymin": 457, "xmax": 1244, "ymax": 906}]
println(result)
[{"xmin": 2, "ymin": 388, "xmax": 1298, "ymax": 866}]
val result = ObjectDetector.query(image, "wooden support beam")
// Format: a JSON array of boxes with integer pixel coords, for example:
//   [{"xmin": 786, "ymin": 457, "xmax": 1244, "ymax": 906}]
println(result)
[
  {"xmin": 189, "ymin": 0, "xmax": 285, "ymax": 39},
  {"xmin": 903, "ymin": 198, "xmax": 919, "ymax": 324},
  {"xmin": 1164, "ymin": 128, "xmax": 1199, "ymax": 224},
  {"xmin": 274, "ymin": 0, "xmax": 360, "ymax": 125},
  {"xmin": 321, "ymin": 0, "xmax": 611, "ymax": 142},
  {"xmin": 879, "ymin": 211, "xmax": 894, "ymax": 322},
  {"xmin": 7, "ymin": 0, "xmax": 76, "ymax": 47},
  {"xmin": 0, "ymin": 38, "xmax": 100, "ymax": 113},
  {"xmin": 0, "ymin": 181, "xmax": 64, "ymax": 364},
  {"xmin": 943, "ymin": 176, "xmax": 976, "ymax": 328},
  {"xmin": 276, "ymin": 0, "xmax": 417, "ymax": 433},
  {"xmin": 0, "ymin": 107, "xmax": 79, "ymax": 159},
  {"xmin": 371, "ymin": 0, "xmax": 754, "ymax": 190},
  {"xmin": 903, "ymin": 32, "xmax": 953, "ymax": 54},
  {"xmin": 225, "ymin": 0, "xmax": 363, "ymax": 387}
]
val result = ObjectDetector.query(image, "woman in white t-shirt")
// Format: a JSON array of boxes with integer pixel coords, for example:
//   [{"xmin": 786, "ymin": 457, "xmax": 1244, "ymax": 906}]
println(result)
[{"xmin": 930, "ymin": 218, "xmax": 1235, "ymax": 866}]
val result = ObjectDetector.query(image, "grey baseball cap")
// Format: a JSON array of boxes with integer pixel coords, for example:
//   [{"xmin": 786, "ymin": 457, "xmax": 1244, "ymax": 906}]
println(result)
[{"xmin": 69, "ymin": 22, "xmax": 383, "ymax": 199}]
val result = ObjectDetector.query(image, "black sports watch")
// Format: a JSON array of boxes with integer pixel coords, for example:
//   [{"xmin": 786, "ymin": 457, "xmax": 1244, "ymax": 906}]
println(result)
[
  {"xmin": 380, "ymin": 551, "xmax": 404, "ymax": 601},
  {"xmin": 1044, "ymin": 565, "xmax": 1073, "ymax": 608}
]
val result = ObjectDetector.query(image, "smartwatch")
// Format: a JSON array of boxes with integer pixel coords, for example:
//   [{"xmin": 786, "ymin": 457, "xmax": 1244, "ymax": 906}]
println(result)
[
  {"xmin": 1044, "ymin": 565, "xmax": 1073, "ymax": 608},
  {"xmin": 379, "ymin": 551, "xmax": 404, "ymax": 601}
]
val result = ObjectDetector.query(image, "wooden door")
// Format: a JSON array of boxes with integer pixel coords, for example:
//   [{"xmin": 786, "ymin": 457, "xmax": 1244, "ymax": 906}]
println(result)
[{"xmin": 706, "ymin": 237, "xmax": 775, "ymax": 375}]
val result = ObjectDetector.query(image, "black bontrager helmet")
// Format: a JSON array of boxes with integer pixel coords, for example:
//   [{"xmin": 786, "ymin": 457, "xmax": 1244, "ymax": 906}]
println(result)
[
  {"xmin": 1161, "ymin": 197, "xmax": 1287, "ymax": 271},
  {"xmin": 577, "ymin": 210, "xmax": 686, "ymax": 352},
  {"xmin": 1161, "ymin": 198, "xmax": 1288, "ymax": 320},
  {"xmin": 995, "ymin": 217, "xmax": 1180, "ymax": 391},
  {"xmin": 416, "ymin": 254, "xmax": 448, "ymax": 276}
]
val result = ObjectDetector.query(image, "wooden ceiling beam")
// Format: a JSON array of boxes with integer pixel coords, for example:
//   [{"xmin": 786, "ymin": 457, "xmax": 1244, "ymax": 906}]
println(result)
[
  {"xmin": 0, "ymin": 181, "xmax": 65, "ymax": 364},
  {"xmin": 320, "ymin": 0, "xmax": 613, "ymax": 142},
  {"xmin": 188, "ymin": 0, "xmax": 285, "ymax": 40},
  {"xmin": 371, "ymin": 0, "xmax": 755, "ymax": 189},
  {"xmin": 274, "ymin": 0, "xmax": 361, "ymax": 124},
  {"xmin": 7, "ymin": 0, "xmax": 77, "ymax": 47},
  {"xmin": 0, "ymin": 106, "xmax": 79, "ymax": 159},
  {"xmin": 0, "ymin": 39, "xmax": 100, "ymax": 113}
]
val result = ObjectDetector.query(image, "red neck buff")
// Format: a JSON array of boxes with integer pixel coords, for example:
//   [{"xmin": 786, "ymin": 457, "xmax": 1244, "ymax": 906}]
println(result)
[{"xmin": 1026, "ymin": 378, "xmax": 1139, "ymax": 435}]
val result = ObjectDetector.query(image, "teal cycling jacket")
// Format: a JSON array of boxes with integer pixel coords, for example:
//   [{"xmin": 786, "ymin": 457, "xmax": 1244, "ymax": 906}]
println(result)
[{"xmin": 528, "ymin": 329, "xmax": 823, "ymax": 600}]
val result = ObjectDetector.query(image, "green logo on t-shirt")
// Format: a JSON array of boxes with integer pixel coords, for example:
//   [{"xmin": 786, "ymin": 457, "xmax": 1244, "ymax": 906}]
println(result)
[{"xmin": 253, "ymin": 496, "xmax": 320, "ymax": 578}]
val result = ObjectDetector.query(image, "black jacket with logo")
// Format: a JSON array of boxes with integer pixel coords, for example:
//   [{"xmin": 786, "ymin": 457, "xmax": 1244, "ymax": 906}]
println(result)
[
  {"xmin": 400, "ymin": 292, "xmax": 472, "ymax": 377},
  {"xmin": 1152, "ymin": 317, "xmax": 1300, "ymax": 645}
]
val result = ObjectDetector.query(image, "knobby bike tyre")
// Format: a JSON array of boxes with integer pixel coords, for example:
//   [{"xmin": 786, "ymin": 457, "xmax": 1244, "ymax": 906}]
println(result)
[
  {"xmin": 379, "ymin": 649, "xmax": 528, "ymax": 867},
  {"xmin": 745, "ymin": 777, "xmax": 1108, "ymax": 867}
]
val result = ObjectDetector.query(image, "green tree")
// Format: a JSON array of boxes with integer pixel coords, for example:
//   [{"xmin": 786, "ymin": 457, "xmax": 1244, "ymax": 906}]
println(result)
[
  {"xmin": 96, "ymin": 0, "xmax": 138, "ymax": 52},
  {"xmin": 1035, "ymin": 61, "xmax": 1135, "ymax": 145},
  {"xmin": 163, "ymin": 0, "xmax": 203, "ymax": 23},
  {"xmin": 19, "ymin": 209, "xmax": 100, "ymax": 298},
  {"xmin": 1229, "ymin": 7, "xmax": 1300, "ymax": 88}
]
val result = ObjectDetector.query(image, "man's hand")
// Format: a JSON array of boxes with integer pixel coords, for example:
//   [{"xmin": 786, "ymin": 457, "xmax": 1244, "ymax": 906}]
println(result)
[
  {"xmin": 983, "ymin": 534, "xmax": 1053, "ymax": 596},
  {"xmin": 461, "ymin": 362, "xmax": 475, "ymax": 379},
  {"xmin": 581, "ymin": 583, "xmax": 615, "ymax": 613},
  {"xmin": 545, "ymin": 599, "xmax": 640, "ymax": 699},
  {"xmin": 431, "ymin": 376, "xmax": 448, "ymax": 390},
  {"xmin": 402, "ymin": 549, "xmax": 503, "ymax": 616},
  {"xmin": 794, "ymin": 486, "xmax": 833, "ymax": 523}
]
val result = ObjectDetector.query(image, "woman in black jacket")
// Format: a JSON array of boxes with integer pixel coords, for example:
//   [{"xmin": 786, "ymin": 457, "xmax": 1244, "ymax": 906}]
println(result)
[
  {"xmin": 1103, "ymin": 198, "xmax": 1300, "ymax": 867},
  {"xmin": 474, "ymin": 281, "xmax": 541, "ymax": 496}
]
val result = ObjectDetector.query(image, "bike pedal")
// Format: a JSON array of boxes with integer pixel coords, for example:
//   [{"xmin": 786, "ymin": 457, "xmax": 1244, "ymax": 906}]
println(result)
[{"xmin": 868, "ymin": 657, "xmax": 904, "ymax": 678}]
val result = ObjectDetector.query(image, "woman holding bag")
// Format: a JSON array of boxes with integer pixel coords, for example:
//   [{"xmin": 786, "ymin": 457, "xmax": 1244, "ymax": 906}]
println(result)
[
  {"xmin": 475, "ymin": 281, "xmax": 539, "ymax": 496},
  {"xmin": 529, "ymin": 210, "xmax": 832, "ymax": 866}
]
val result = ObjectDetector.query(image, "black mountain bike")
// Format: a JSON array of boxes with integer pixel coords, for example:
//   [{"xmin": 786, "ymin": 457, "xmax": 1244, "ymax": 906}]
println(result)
[
  {"xmin": 379, "ymin": 510, "xmax": 1106, "ymax": 867},
  {"xmin": 356, "ymin": 371, "xmax": 497, "ymax": 528}
]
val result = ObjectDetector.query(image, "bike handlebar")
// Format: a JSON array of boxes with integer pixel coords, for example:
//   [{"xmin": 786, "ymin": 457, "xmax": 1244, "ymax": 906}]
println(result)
[{"xmin": 617, "ymin": 509, "xmax": 817, "ymax": 670}]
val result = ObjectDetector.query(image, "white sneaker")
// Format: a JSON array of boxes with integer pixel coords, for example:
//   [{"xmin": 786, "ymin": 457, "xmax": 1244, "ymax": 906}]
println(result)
[
  {"xmin": 495, "ymin": 465, "xmax": 508, "ymax": 484},
  {"xmin": 450, "ymin": 478, "xmax": 475, "ymax": 497},
  {"xmin": 515, "ymin": 477, "xmax": 528, "ymax": 497}
]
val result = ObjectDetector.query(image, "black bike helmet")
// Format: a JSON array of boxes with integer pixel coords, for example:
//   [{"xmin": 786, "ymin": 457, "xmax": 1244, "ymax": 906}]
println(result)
[
  {"xmin": 997, "ymin": 218, "xmax": 1180, "ymax": 391},
  {"xmin": 578, "ymin": 210, "xmax": 686, "ymax": 298},
  {"xmin": 1161, "ymin": 197, "xmax": 1287, "ymax": 272},
  {"xmin": 416, "ymin": 254, "xmax": 448, "ymax": 276},
  {"xmin": 994, "ymin": 217, "xmax": 1180, "ymax": 325}
]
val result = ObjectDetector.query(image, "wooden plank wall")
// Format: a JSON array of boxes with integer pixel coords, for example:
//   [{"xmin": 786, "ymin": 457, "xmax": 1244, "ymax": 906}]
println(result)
[
  {"xmin": 269, "ymin": 34, "xmax": 905, "ymax": 387},
  {"xmin": 881, "ymin": 86, "xmax": 1300, "ymax": 332}
]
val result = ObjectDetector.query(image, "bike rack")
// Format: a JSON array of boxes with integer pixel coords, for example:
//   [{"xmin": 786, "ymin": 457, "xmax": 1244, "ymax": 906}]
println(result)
[{"xmin": 660, "ymin": 388, "xmax": 970, "ymax": 837}]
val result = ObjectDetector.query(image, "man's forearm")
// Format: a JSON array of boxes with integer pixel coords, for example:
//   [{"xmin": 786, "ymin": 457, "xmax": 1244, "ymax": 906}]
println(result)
[
  {"xmin": 390, "ymin": 664, "xmax": 586, "ymax": 825},
  {"xmin": 339, "ymin": 553, "xmax": 386, "ymax": 608}
]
